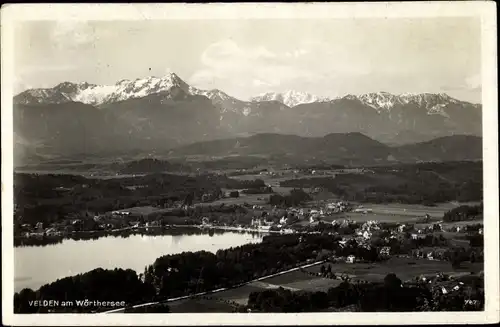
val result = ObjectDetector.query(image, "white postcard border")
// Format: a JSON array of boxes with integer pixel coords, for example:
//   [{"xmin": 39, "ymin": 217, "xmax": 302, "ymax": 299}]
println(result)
[{"xmin": 1, "ymin": 2, "xmax": 498, "ymax": 325}]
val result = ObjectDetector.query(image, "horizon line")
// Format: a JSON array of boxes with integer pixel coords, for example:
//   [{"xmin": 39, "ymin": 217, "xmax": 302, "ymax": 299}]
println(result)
[{"xmin": 14, "ymin": 72, "xmax": 482, "ymax": 106}]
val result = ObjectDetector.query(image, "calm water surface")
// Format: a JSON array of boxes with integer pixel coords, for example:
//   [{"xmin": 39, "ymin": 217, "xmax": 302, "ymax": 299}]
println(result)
[{"xmin": 15, "ymin": 231, "xmax": 263, "ymax": 292}]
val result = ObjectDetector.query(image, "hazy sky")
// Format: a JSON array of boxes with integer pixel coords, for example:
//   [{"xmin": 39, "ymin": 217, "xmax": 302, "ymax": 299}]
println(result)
[{"xmin": 14, "ymin": 18, "xmax": 482, "ymax": 102}]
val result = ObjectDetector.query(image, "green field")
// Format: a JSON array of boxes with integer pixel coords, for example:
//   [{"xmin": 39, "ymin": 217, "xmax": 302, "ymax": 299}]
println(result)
[
  {"xmin": 114, "ymin": 206, "xmax": 169, "ymax": 215},
  {"xmin": 206, "ymin": 284, "xmax": 265, "ymax": 305},
  {"xmin": 322, "ymin": 213, "xmax": 420, "ymax": 223},
  {"xmin": 272, "ymin": 277, "xmax": 344, "ymax": 292},
  {"xmin": 209, "ymin": 193, "xmax": 268, "ymax": 206},
  {"xmin": 317, "ymin": 201, "xmax": 479, "ymax": 224},
  {"xmin": 167, "ymin": 256, "xmax": 483, "ymax": 312},
  {"xmin": 203, "ymin": 271, "xmax": 342, "ymax": 308},
  {"xmin": 305, "ymin": 257, "xmax": 483, "ymax": 283},
  {"xmin": 258, "ymin": 270, "xmax": 316, "ymax": 285},
  {"xmin": 358, "ymin": 203, "xmax": 459, "ymax": 217}
]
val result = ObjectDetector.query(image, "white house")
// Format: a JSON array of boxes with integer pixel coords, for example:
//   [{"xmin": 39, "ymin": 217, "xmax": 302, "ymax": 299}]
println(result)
[
  {"xmin": 379, "ymin": 246, "xmax": 391, "ymax": 257},
  {"xmin": 326, "ymin": 203, "xmax": 337, "ymax": 210},
  {"xmin": 45, "ymin": 228, "xmax": 59, "ymax": 236},
  {"xmin": 346, "ymin": 255, "xmax": 356, "ymax": 264},
  {"xmin": 251, "ymin": 218, "xmax": 262, "ymax": 227},
  {"xmin": 263, "ymin": 219, "xmax": 274, "ymax": 226}
]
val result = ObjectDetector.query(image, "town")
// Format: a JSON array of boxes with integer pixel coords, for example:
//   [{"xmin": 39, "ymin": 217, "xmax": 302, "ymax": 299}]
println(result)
[{"xmin": 14, "ymin": 164, "xmax": 484, "ymax": 313}]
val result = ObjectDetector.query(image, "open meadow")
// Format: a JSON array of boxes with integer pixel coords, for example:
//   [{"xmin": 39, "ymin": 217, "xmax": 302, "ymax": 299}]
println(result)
[
  {"xmin": 304, "ymin": 257, "xmax": 483, "ymax": 283},
  {"xmin": 166, "ymin": 255, "xmax": 483, "ymax": 312}
]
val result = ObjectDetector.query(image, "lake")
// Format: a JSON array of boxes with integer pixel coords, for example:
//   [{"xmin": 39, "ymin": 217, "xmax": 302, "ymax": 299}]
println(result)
[{"xmin": 14, "ymin": 230, "xmax": 264, "ymax": 292}]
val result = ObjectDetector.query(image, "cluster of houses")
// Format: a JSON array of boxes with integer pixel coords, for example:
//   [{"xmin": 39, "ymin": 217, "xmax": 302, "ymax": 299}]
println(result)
[
  {"xmin": 410, "ymin": 248, "xmax": 448, "ymax": 261},
  {"xmin": 354, "ymin": 220, "xmax": 382, "ymax": 241},
  {"xmin": 417, "ymin": 273, "xmax": 468, "ymax": 295},
  {"xmin": 349, "ymin": 204, "xmax": 377, "ymax": 214},
  {"xmin": 17, "ymin": 222, "xmax": 47, "ymax": 237},
  {"xmin": 282, "ymin": 202, "xmax": 352, "ymax": 224},
  {"xmin": 19, "ymin": 207, "xmax": 166, "ymax": 238},
  {"xmin": 325, "ymin": 201, "xmax": 350, "ymax": 213},
  {"xmin": 249, "ymin": 217, "xmax": 275, "ymax": 231},
  {"xmin": 443, "ymin": 224, "xmax": 483, "ymax": 235},
  {"xmin": 256, "ymin": 168, "xmax": 332, "ymax": 177},
  {"xmin": 331, "ymin": 218, "xmax": 356, "ymax": 228},
  {"xmin": 346, "ymin": 246, "xmax": 391, "ymax": 263},
  {"xmin": 19, "ymin": 220, "xmax": 79, "ymax": 238}
]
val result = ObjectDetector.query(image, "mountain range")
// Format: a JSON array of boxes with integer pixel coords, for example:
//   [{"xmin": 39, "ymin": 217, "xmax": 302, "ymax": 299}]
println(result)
[
  {"xmin": 250, "ymin": 90, "xmax": 330, "ymax": 107},
  {"xmin": 168, "ymin": 133, "xmax": 482, "ymax": 165},
  {"xmin": 13, "ymin": 73, "xmax": 483, "ymax": 163}
]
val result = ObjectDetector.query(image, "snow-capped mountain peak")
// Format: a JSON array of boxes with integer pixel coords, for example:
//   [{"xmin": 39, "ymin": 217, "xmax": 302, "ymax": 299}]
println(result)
[
  {"xmin": 342, "ymin": 91, "xmax": 468, "ymax": 117},
  {"xmin": 251, "ymin": 90, "xmax": 330, "ymax": 107},
  {"xmin": 355, "ymin": 92, "xmax": 404, "ymax": 111},
  {"xmin": 75, "ymin": 74, "xmax": 189, "ymax": 104},
  {"xmin": 14, "ymin": 73, "xmax": 190, "ymax": 106},
  {"xmin": 14, "ymin": 73, "xmax": 477, "ymax": 122},
  {"xmin": 189, "ymin": 87, "xmax": 231, "ymax": 102}
]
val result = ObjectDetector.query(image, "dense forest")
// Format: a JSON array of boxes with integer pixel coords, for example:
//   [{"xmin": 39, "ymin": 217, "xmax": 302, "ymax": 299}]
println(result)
[
  {"xmin": 143, "ymin": 234, "xmax": 342, "ymax": 297},
  {"xmin": 14, "ymin": 268, "xmax": 155, "ymax": 313},
  {"xmin": 268, "ymin": 188, "xmax": 312, "ymax": 207},
  {"xmin": 281, "ymin": 162, "xmax": 482, "ymax": 205},
  {"xmin": 443, "ymin": 204, "xmax": 483, "ymax": 222},
  {"xmin": 14, "ymin": 173, "xmax": 265, "ymax": 226}
]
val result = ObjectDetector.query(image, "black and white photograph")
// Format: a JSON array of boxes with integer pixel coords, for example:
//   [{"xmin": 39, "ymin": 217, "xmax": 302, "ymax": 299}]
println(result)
[{"xmin": 2, "ymin": 2, "xmax": 498, "ymax": 325}]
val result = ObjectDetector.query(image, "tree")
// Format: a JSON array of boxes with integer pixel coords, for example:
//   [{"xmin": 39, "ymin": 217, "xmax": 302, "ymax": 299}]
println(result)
[
  {"xmin": 384, "ymin": 273, "xmax": 402, "ymax": 290},
  {"xmin": 451, "ymin": 252, "xmax": 463, "ymax": 269}
]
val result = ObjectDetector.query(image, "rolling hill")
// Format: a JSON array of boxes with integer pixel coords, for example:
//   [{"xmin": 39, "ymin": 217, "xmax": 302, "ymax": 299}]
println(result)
[{"xmin": 167, "ymin": 133, "xmax": 483, "ymax": 165}]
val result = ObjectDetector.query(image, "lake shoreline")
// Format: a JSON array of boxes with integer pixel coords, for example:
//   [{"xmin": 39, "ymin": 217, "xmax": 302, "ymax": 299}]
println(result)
[
  {"xmin": 14, "ymin": 224, "xmax": 281, "ymax": 248},
  {"xmin": 15, "ymin": 229, "xmax": 266, "ymax": 292}
]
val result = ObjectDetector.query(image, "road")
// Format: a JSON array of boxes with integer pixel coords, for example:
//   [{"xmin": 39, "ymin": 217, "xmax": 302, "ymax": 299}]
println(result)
[{"xmin": 101, "ymin": 260, "xmax": 325, "ymax": 314}]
